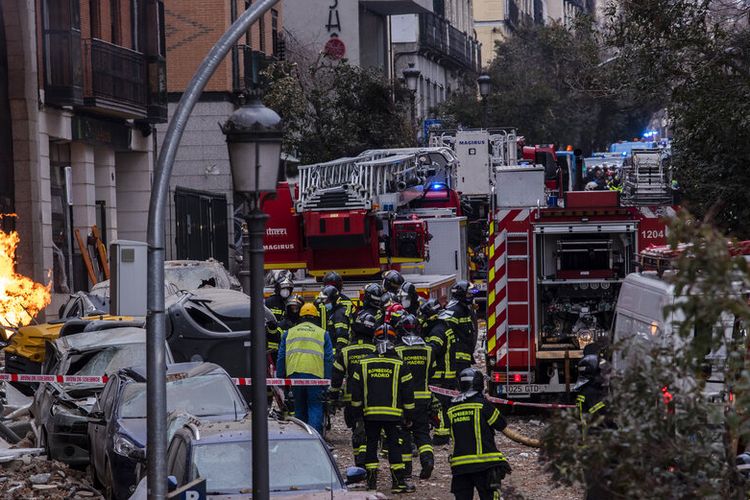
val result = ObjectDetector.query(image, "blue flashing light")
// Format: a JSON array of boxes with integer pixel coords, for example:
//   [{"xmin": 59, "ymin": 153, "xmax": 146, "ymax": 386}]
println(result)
[
  {"xmin": 642, "ymin": 130, "xmax": 658, "ymax": 138},
  {"xmin": 429, "ymin": 182, "xmax": 447, "ymax": 191}
]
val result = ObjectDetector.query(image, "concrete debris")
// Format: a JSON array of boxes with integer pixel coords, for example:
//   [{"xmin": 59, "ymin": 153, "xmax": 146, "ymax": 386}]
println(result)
[
  {"xmin": 29, "ymin": 472, "xmax": 51, "ymax": 484},
  {"xmin": 0, "ymin": 454, "xmax": 103, "ymax": 499}
]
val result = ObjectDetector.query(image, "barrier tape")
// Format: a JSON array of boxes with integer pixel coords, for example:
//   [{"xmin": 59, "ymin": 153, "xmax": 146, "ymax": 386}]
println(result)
[
  {"xmin": 429, "ymin": 385, "xmax": 575, "ymax": 409},
  {"xmin": 0, "ymin": 373, "xmax": 574, "ymax": 407}
]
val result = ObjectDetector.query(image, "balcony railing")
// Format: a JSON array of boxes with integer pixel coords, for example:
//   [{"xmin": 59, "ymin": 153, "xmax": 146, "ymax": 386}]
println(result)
[
  {"xmin": 83, "ymin": 39, "xmax": 148, "ymax": 118},
  {"xmin": 417, "ymin": 12, "xmax": 480, "ymax": 71}
]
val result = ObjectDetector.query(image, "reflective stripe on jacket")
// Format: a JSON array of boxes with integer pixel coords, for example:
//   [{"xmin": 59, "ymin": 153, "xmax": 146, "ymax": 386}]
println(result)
[
  {"xmin": 286, "ymin": 322, "xmax": 327, "ymax": 378},
  {"xmin": 447, "ymin": 395, "xmax": 508, "ymax": 474}
]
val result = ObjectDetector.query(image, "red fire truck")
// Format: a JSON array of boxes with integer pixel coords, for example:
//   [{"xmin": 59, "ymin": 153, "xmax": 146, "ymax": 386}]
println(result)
[
  {"xmin": 485, "ymin": 148, "xmax": 676, "ymax": 399},
  {"xmin": 260, "ymin": 147, "xmax": 469, "ymax": 301}
]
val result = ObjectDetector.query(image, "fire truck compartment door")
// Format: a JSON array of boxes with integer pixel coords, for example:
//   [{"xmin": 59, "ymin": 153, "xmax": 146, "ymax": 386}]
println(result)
[
  {"xmin": 421, "ymin": 216, "xmax": 468, "ymax": 281},
  {"xmin": 534, "ymin": 223, "xmax": 636, "ymax": 234},
  {"xmin": 494, "ymin": 165, "xmax": 545, "ymax": 208}
]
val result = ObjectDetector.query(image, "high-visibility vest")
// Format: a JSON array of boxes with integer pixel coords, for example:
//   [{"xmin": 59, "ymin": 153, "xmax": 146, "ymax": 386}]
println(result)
[{"xmin": 286, "ymin": 322, "xmax": 327, "ymax": 378}]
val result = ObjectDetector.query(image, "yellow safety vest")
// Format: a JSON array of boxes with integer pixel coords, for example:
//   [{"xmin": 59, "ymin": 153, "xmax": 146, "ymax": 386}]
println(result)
[{"xmin": 286, "ymin": 322, "xmax": 326, "ymax": 378}]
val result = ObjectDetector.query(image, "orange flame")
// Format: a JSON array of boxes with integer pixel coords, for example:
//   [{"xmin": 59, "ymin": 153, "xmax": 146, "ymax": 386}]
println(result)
[{"xmin": 0, "ymin": 229, "xmax": 51, "ymax": 338}]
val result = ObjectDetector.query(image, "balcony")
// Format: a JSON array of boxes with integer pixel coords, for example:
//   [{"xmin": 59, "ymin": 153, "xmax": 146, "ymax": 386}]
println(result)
[
  {"xmin": 82, "ymin": 39, "xmax": 148, "ymax": 119},
  {"xmin": 417, "ymin": 12, "xmax": 480, "ymax": 71},
  {"xmin": 360, "ymin": 0, "xmax": 431, "ymax": 15},
  {"xmin": 43, "ymin": 28, "xmax": 84, "ymax": 107}
]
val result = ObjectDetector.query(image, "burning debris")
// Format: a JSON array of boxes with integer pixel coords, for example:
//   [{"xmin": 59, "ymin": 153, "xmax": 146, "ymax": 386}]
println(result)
[{"xmin": 0, "ymin": 228, "xmax": 51, "ymax": 339}]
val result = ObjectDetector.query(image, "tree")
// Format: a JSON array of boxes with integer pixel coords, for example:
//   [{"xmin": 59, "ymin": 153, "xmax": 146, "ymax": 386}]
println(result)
[
  {"xmin": 541, "ymin": 211, "xmax": 750, "ymax": 498},
  {"xmin": 437, "ymin": 18, "xmax": 655, "ymax": 152},
  {"xmin": 261, "ymin": 58, "xmax": 414, "ymax": 165},
  {"xmin": 603, "ymin": 0, "xmax": 750, "ymax": 236}
]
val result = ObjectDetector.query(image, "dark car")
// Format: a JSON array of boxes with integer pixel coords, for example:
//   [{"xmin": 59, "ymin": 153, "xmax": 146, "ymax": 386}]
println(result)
[
  {"xmin": 30, "ymin": 327, "xmax": 172, "ymax": 466},
  {"xmin": 130, "ymin": 416, "xmax": 372, "ymax": 499},
  {"xmin": 88, "ymin": 362, "xmax": 249, "ymax": 500}
]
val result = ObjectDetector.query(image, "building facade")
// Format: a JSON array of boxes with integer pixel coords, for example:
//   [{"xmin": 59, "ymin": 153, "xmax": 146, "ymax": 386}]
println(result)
[
  {"xmin": 391, "ymin": 0, "xmax": 481, "ymax": 121},
  {"xmin": 1, "ymin": 0, "xmax": 166, "ymax": 317},
  {"xmin": 157, "ymin": 0, "xmax": 283, "ymax": 269}
]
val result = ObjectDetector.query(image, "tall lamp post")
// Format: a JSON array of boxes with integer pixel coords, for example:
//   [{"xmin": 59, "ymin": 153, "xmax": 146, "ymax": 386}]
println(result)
[
  {"xmin": 477, "ymin": 73, "xmax": 491, "ymax": 128},
  {"xmin": 221, "ymin": 98, "xmax": 283, "ymax": 500},
  {"xmin": 146, "ymin": 0, "xmax": 280, "ymax": 498},
  {"xmin": 402, "ymin": 63, "xmax": 421, "ymax": 139}
]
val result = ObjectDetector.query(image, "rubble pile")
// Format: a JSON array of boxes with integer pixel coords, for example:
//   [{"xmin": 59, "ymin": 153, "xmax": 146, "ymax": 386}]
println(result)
[{"xmin": 0, "ymin": 452, "xmax": 103, "ymax": 499}]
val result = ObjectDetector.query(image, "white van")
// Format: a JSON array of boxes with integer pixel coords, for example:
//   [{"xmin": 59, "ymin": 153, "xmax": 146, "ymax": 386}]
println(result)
[{"xmin": 611, "ymin": 272, "xmax": 738, "ymax": 401}]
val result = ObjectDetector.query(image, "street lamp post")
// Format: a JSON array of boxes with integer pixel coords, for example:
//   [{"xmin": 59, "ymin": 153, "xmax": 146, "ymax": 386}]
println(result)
[
  {"xmin": 402, "ymin": 63, "xmax": 421, "ymax": 139},
  {"xmin": 477, "ymin": 73, "xmax": 491, "ymax": 129},
  {"xmin": 220, "ymin": 98, "xmax": 283, "ymax": 500},
  {"xmin": 145, "ymin": 1, "xmax": 280, "ymax": 499}
]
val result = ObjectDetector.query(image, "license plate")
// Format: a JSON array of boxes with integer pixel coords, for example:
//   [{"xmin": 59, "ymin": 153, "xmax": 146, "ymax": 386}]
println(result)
[{"xmin": 502, "ymin": 384, "xmax": 544, "ymax": 394}]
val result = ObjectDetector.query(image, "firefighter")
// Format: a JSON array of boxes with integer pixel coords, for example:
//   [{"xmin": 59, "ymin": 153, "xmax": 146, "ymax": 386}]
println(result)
[
  {"xmin": 330, "ymin": 312, "xmax": 378, "ymax": 468},
  {"xmin": 266, "ymin": 272, "xmax": 294, "ymax": 323},
  {"xmin": 276, "ymin": 303, "xmax": 334, "ymax": 435},
  {"xmin": 382, "ymin": 269, "xmax": 405, "ymax": 295},
  {"xmin": 394, "ymin": 313, "xmax": 435, "ymax": 479},
  {"xmin": 349, "ymin": 324, "xmax": 416, "ymax": 493},
  {"xmin": 358, "ymin": 283, "xmax": 386, "ymax": 325},
  {"xmin": 448, "ymin": 368, "xmax": 512, "ymax": 500},
  {"xmin": 443, "ymin": 280, "xmax": 479, "ymax": 375},
  {"xmin": 397, "ymin": 281, "xmax": 423, "ymax": 317},
  {"xmin": 279, "ymin": 294, "xmax": 304, "ymax": 332},
  {"xmin": 264, "ymin": 306, "xmax": 282, "ymax": 360},
  {"xmin": 317, "ymin": 285, "xmax": 351, "ymax": 353},
  {"xmin": 323, "ymin": 271, "xmax": 355, "ymax": 320},
  {"xmin": 422, "ymin": 299, "xmax": 456, "ymax": 445}
]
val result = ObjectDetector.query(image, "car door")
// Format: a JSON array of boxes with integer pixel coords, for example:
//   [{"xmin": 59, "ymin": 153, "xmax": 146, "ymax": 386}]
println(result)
[
  {"xmin": 89, "ymin": 375, "xmax": 117, "ymax": 476},
  {"xmin": 32, "ymin": 343, "xmax": 65, "ymax": 431}
]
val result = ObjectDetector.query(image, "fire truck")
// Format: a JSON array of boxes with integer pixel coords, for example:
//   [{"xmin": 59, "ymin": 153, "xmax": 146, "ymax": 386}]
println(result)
[
  {"xmin": 485, "ymin": 148, "xmax": 677, "ymax": 399},
  {"xmin": 260, "ymin": 147, "xmax": 468, "ymax": 301}
]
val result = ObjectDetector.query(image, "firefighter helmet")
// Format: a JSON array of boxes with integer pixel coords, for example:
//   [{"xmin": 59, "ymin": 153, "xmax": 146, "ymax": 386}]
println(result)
[
  {"xmin": 300, "ymin": 303, "xmax": 320, "ymax": 320},
  {"xmin": 419, "ymin": 299, "xmax": 443, "ymax": 319},
  {"xmin": 395, "ymin": 313, "xmax": 419, "ymax": 337},
  {"xmin": 458, "ymin": 367, "xmax": 484, "ymax": 394},
  {"xmin": 374, "ymin": 324, "xmax": 397, "ymax": 340},
  {"xmin": 450, "ymin": 280, "xmax": 479, "ymax": 304},
  {"xmin": 363, "ymin": 283, "xmax": 386, "ymax": 309},
  {"xmin": 317, "ymin": 285, "xmax": 339, "ymax": 307},
  {"xmin": 382, "ymin": 270, "xmax": 405, "ymax": 294},
  {"xmin": 323, "ymin": 271, "xmax": 344, "ymax": 291},
  {"xmin": 397, "ymin": 282, "xmax": 419, "ymax": 310},
  {"xmin": 274, "ymin": 273, "xmax": 294, "ymax": 298},
  {"xmin": 574, "ymin": 354, "xmax": 600, "ymax": 391},
  {"xmin": 385, "ymin": 302, "xmax": 405, "ymax": 326},
  {"xmin": 352, "ymin": 312, "xmax": 378, "ymax": 338},
  {"xmin": 285, "ymin": 294, "xmax": 304, "ymax": 315}
]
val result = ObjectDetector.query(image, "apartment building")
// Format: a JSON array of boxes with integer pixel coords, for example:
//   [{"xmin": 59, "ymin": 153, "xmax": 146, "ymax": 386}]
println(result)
[{"xmin": 0, "ymin": 0, "xmax": 167, "ymax": 316}]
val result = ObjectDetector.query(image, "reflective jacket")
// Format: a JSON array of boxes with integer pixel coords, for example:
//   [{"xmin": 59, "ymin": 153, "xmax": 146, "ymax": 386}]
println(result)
[
  {"xmin": 266, "ymin": 324, "xmax": 281, "ymax": 354},
  {"xmin": 339, "ymin": 292, "xmax": 356, "ymax": 320},
  {"xmin": 326, "ymin": 304, "xmax": 351, "ymax": 352},
  {"xmin": 277, "ymin": 322, "xmax": 333, "ymax": 379},
  {"xmin": 576, "ymin": 383, "xmax": 607, "ymax": 439},
  {"xmin": 332, "ymin": 337, "xmax": 376, "ymax": 402},
  {"xmin": 395, "ymin": 337, "xmax": 433, "ymax": 402},
  {"xmin": 443, "ymin": 301, "xmax": 476, "ymax": 367},
  {"xmin": 350, "ymin": 350, "xmax": 415, "ymax": 421},
  {"xmin": 424, "ymin": 317, "xmax": 457, "ymax": 382},
  {"xmin": 447, "ymin": 393, "xmax": 508, "ymax": 474},
  {"xmin": 356, "ymin": 306, "xmax": 384, "ymax": 327},
  {"xmin": 265, "ymin": 294, "xmax": 286, "ymax": 323}
]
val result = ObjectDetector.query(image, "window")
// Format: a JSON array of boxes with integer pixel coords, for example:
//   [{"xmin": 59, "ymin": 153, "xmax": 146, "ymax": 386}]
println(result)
[
  {"xmin": 271, "ymin": 9, "xmax": 279, "ymax": 56},
  {"xmin": 259, "ymin": 11, "xmax": 266, "ymax": 53},
  {"xmin": 110, "ymin": 0, "xmax": 121, "ymax": 44},
  {"xmin": 90, "ymin": 0, "xmax": 101, "ymax": 38},
  {"xmin": 130, "ymin": 0, "xmax": 139, "ymax": 51},
  {"xmin": 49, "ymin": 142, "xmax": 72, "ymax": 294}
]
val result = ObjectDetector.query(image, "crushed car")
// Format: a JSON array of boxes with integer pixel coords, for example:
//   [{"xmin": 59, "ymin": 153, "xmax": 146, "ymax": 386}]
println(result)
[
  {"xmin": 29, "ymin": 327, "xmax": 174, "ymax": 467},
  {"xmin": 88, "ymin": 362, "xmax": 249, "ymax": 500}
]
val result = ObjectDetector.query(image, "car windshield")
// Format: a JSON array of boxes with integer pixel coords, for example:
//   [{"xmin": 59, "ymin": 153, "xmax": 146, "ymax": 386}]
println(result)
[
  {"xmin": 191, "ymin": 438, "xmax": 338, "ymax": 494},
  {"xmin": 68, "ymin": 344, "xmax": 147, "ymax": 376},
  {"xmin": 165, "ymin": 266, "xmax": 230, "ymax": 291},
  {"xmin": 119, "ymin": 374, "xmax": 244, "ymax": 418}
]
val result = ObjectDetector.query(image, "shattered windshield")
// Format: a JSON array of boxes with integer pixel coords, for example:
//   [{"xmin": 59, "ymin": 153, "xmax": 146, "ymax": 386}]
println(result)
[
  {"xmin": 119, "ymin": 374, "xmax": 244, "ymax": 418},
  {"xmin": 68, "ymin": 344, "xmax": 147, "ymax": 377},
  {"xmin": 192, "ymin": 438, "xmax": 338, "ymax": 494},
  {"xmin": 165, "ymin": 265, "xmax": 230, "ymax": 291}
]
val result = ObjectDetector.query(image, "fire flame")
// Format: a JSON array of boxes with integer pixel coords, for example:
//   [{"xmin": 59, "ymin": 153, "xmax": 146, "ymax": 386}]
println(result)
[{"xmin": 0, "ymin": 229, "xmax": 51, "ymax": 338}]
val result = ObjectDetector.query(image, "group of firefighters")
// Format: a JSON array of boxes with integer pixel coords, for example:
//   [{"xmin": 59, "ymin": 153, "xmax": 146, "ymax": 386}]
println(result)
[{"xmin": 267, "ymin": 270, "xmax": 512, "ymax": 498}]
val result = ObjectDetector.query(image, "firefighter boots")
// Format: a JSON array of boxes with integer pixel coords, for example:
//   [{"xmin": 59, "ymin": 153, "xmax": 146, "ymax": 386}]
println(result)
[
  {"xmin": 391, "ymin": 469, "xmax": 416, "ymax": 494},
  {"xmin": 366, "ymin": 469, "xmax": 378, "ymax": 490},
  {"xmin": 420, "ymin": 455, "xmax": 434, "ymax": 479}
]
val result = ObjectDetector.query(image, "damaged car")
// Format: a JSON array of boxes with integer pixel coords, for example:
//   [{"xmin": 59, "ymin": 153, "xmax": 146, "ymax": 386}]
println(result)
[
  {"xmin": 29, "ymin": 327, "xmax": 174, "ymax": 467},
  {"xmin": 88, "ymin": 362, "xmax": 249, "ymax": 500}
]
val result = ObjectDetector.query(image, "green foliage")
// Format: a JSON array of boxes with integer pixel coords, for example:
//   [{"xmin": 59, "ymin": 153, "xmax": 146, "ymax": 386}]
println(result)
[
  {"xmin": 260, "ymin": 59, "xmax": 414, "ymax": 164},
  {"xmin": 542, "ymin": 211, "xmax": 750, "ymax": 498},
  {"xmin": 603, "ymin": 0, "xmax": 750, "ymax": 236},
  {"xmin": 436, "ymin": 18, "xmax": 654, "ymax": 151}
]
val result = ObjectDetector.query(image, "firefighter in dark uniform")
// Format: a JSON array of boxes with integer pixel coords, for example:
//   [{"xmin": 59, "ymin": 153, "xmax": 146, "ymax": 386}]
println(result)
[
  {"xmin": 264, "ymin": 306, "xmax": 282, "ymax": 360},
  {"xmin": 317, "ymin": 285, "xmax": 351, "ymax": 354},
  {"xmin": 358, "ymin": 283, "xmax": 386, "ymax": 325},
  {"xmin": 349, "ymin": 324, "xmax": 416, "ymax": 493},
  {"xmin": 575, "ymin": 353, "xmax": 609, "ymax": 500},
  {"xmin": 266, "ymin": 272, "xmax": 294, "ymax": 323},
  {"xmin": 382, "ymin": 269, "xmax": 405, "ymax": 295},
  {"xmin": 397, "ymin": 281, "xmax": 423, "ymax": 318},
  {"xmin": 394, "ymin": 313, "xmax": 435, "ymax": 479},
  {"xmin": 330, "ymin": 313, "xmax": 378, "ymax": 468},
  {"xmin": 448, "ymin": 368, "xmax": 512, "ymax": 500},
  {"xmin": 323, "ymin": 271, "xmax": 355, "ymax": 321},
  {"xmin": 279, "ymin": 294, "xmax": 304, "ymax": 332},
  {"xmin": 443, "ymin": 280, "xmax": 479, "ymax": 374},
  {"xmin": 422, "ymin": 299, "xmax": 457, "ymax": 445}
]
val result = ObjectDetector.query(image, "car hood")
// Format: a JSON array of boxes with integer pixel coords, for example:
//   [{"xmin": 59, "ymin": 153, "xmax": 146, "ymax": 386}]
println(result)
[{"xmin": 117, "ymin": 418, "xmax": 148, "ymax": 448}]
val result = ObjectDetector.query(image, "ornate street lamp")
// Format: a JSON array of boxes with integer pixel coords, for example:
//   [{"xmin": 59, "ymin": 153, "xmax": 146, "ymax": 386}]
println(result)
[
  {"xmin": 477, "ymin": 73, "xmax": 491, "ymax": 128},
  {"xmin": 221, "ymin": 97, "xmax": 283, "ymax": 499},
  {"xmin": 402, "ymin": 63, "xmax": 421, "ymax": 137}
]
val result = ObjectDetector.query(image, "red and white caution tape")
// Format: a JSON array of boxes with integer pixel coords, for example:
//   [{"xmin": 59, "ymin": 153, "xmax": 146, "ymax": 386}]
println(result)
[
  {"xmin": 232, "ymin": 378, "xmax": 331, "ymax": 386},
  {"xmin": 429, "ymin": 385, "xmax": 575, "ymax": 409},
  {"xmin": 0, "ymin": 373, "xmax": 109, "ymax": 384}
]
